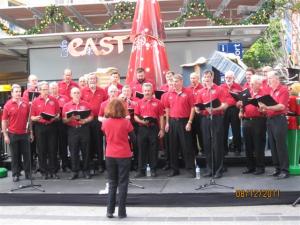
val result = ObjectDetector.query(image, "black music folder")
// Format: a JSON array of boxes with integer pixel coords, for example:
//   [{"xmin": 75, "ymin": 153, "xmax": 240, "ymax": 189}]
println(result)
[
  {"xmin": 195, "ymin": 98, "xmax": 221, "ymax": 110},
  {"xmin": 256, "ymin": 95, "xmax": 278, "ymax": 106},
  {"xmin": 40, "ymin": 112, "xmax": 56, "ymax": 121},
  {"xmin": 230, "ymin": 89, "xmax": 250, "ymax": 101},
  {"xmin": 66, "ymin": 109, "xmax": 91, "ymax": 119},
  {"xmin": 246, "ymin": 95, "xmax": 278, "ymax": 107},
  {"xmin": 154, "ymin": 90, "xmax": 165, "ymax": 100},
  {"xmin": 28, "ymin": 91, "xmax": 40, "ymax": 100},
  {"xmin": 135, "ymin": 91, "xmax": 144, "ymax": 99}
]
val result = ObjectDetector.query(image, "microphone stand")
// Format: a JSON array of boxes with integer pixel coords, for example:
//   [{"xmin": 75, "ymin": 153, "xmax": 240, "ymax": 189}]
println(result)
[
  {"xmin": 11, "ymin": 89, "xmax": 44, "ymax": 192},
  {"xmin": 196, "ymin": 86, "xmax": 233, "ymax": 190},
  {"xmin": 292, "ymin": 197, "xmax": 300, "ymax": 207}
]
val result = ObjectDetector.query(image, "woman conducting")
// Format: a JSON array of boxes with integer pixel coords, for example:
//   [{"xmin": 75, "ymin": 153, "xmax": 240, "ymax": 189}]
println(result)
[{"xmin": 101, "ymin": 99, "xmax": 136, "ymax": 219}]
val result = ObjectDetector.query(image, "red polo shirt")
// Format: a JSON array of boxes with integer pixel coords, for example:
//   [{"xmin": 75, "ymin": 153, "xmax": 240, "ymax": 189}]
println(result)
[
  {"xmin": 187, "ymin": 83, "xmax": 204, "ymax": 98},
  {"xmin": 160, "ymin": 84, "xmax": 169, "ymax": 92},
  {"xmin": 31, "ymin": 95, "xmax": 60, "ymax": 124},
  {"xmin": 266, "ymin": 84, "xmax": 289, "ymax": 117},
  {"xmin": 165, "ymin": 88, "xmax": 194, "ymax": 118},
  {"xmin": 134, "ymin": 97, "xmax": 164, "ymax": 121},
  {"xmin": 22, "ymin": 87, "xmax": 39, "ymax": 103},
  {"xmin": 52, "ymin": 94, "xmax": 70, "ymax": 108},
  {"xmin": 98, "ymin": 99, "xmax": 110, "ymax": 117},
  {"xmin": 129, "ymin": 79, "xmax": 156, "ymax": 99},
  {"xmin": 196, "ymin": 84, "xmax": 227, "ymax": 116},
  {"xmin": 62, "ymin": 100, "xmax": 92, "ymax": 127},
  {"xmin": 102, "ymin": 118, "xmax": 133, "ymax": 158},
  {"xmin": 2, "ymin": 99, "xmax": 29, "ymax": 134},
  {"xmin": 262, "ymin": 79, "xmax": 272, "ymax": 93},
  {"xmin": 58, "ymin": 80, "xmax": 79, "ymax": 98},
  {"xmin": 220, "ymin": 82, "xmax": 242, "ymax": 106},
  {"xmin": 104, "ymin": 83, "xmax": 123, "ymax": 94},
  {"xmin": 242, "ymin": 82, "xmax": 250, "ymax": 90},
  {"xmin": 81, "ymin": 86, "xmax": 107, "ymax": 117},
  {"xmin": 243, "ymin": 88, "xmax": 267, "ymax": 118}
]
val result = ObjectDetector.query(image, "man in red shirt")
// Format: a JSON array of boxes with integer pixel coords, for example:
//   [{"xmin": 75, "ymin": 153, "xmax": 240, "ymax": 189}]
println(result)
[
  {"xmin": 62, "ymin": 87, "xmax": 94, "ymax": 179},
  {"xmin": 104, "ymin": 70, "xmax": 123, "ymax": 95},
  {"xmin": 221, "ymin": 70, "xmax": 243, "ymax": 156},
  {"xmin": 22, "ymin": 74, "xmax": 39, "ymax": 102},
  {"xmin": 31, "ymin": 81, "xmax": 60, "ymax": 179},
  {"xmin": 58, "ymin": 68, "xmax": 79, "ymax": 98},
  {"xmin": 129, "ymin": 67, "xmax": 156, "ymax": 99},
  {"xmin": 119, "ymin": 85, "xmax": 139, "ymax": 170},
  {"xmin": 259, "ymin": 71, "xmax": 289, "ymax": 179},
  {"xmin": 134, "ymin": 83, "xmax": 164, "ymax": 178},
  {"xmin": 78, "ymin": 76, "xmax": 87, "ymax": 90},
  {"xmin": 160, "ymin": 77, "xmax": 174, "ymax": 171},
  {"xmin": 187, "ymin": 72, "xmax": 204, "ymax": 156},
  {"xmin": 49, "ymin": 82, "xmax": 71, "ymax": 172},
  {"xmin": 243, "ymin": 68, "xmax": 255, "ymax": 90},
  {"xmin": 165, "ymin": 74, "xmax": 195, "ymax": 177},
  {"xmin": 196, "ymin": 70, "xmax": 228, "ymax": 178},
  {"xmin": 239, "ymin": 75, "xmax": 267, "ymax": 175},
  {"xmin": 160, "ymin": 71, "xmax": 174, "ymax": 92},
  {"xmin": 98, "ymin": 85, "xmax": 119, "ymax": 120},
  {"xmin": 2, "ymin": 84, "xmax": 31, "ymax": 182},
  {"xmin": 81, "ymin": 73, "xmax": 107, "ymax": 173}
]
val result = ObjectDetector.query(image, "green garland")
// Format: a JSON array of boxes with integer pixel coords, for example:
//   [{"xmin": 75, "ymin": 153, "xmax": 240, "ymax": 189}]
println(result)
[
  {"xmin": 0, "ymin": 1, "xmax": 282, "ymax": 35},
  {"xmin": 169, "ymin": 0, "xmax": 277, "ymax": 27}
]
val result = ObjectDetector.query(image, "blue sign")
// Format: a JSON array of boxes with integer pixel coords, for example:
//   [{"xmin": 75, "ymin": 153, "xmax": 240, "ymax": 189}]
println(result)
[{"xmin": 218, "ymin": 42, "xmax": 243, "ymax": 59}]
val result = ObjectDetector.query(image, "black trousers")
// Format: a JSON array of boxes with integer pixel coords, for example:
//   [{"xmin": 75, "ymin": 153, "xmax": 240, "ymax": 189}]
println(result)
[
  {"xmin": 163, "ymin": 130, "xmax": 170, "ymax": 166},
  {"xmin": 106, "ymin": 157, "xmax": 131, "ymax": 216},
  {"xmin": 68, "ymin": 124, "xmax": 90, "ymax": 173},
  {"xmin": 191, "ymin": 113, "xmax": 203, "ymax": 154},
  {"xmin": 242, "ymin": 118, "xmax": 266, "ymax": 170},
  {"xmin": 169, "ymin": 118, "xmax": 195, "ymax": 172},
  {"xmin": 35, "ymin": 123, "xmax": 58, "ymax": 175},
  {"xmin": 89, "ymin": 118, "xmax": 104, "ymax": 169},
  {"xmin": 131, "ymin": 122, "xmax": 139, "ymax": 168},
  {"xmin": 223, "ymin": 106, "xmax": 242, "ymax": 152},
  {"xmin": 55, "ymin": 120, "xmax": 69, "ymax": 170},
  {"xmin": 8, "ymin": 132, "xmax": 30, "ymax": 177},
  {"xmin": 137, "ymin": 125, "xmax": 159, "ymax": 171},
  {"xmin": 201, "ymin": 115, "xmax": 224, "ymax": 175},
  {"xmin": 267, "ymin": 115, "xmax": 289, "ymax": 173}
]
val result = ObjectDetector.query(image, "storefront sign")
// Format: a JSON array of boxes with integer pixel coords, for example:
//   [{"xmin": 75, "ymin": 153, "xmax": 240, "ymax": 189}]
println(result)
[{"xmin": 60, "ymin": 35, "xmax": 129, "ymax": 57}]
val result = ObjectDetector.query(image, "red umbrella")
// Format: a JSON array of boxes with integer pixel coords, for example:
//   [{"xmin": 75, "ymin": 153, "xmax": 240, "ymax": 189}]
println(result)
[{"xmin": 126, "ymin": 0, "xmax": 170, "ymax": 89}]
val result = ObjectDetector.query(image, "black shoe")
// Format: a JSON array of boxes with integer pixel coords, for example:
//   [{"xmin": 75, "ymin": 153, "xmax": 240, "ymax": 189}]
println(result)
[
  {"xmin": 187, "ymin": 170, "xmax": 196, "ymax": 178},
  {"xmin": 213, "ymin": 173, "xmax": 223, "ymax": 179},
  {"xmin": 167, "ymin": 170, "xmax": 179, "ymax": 177},
  {"xmin": 84, "ymin": 173, "xmax": 91, "ymax": 179},
  {"xmin": 106, "ymin": 213, "xmax": 114, "ymax": 218},
  {"xmin": 134, "ymin": 172, "xmax": 145, "ymax": 178},
  {"xmin": 242, "ymin": 169, "xmax": 255, "ymax": 174},
  {"xmin": 52, "ymin": 173, "xmax": 60, "ymax": 179},
  {"xmin": 234, "ymin": 151, "xmax": 241, "ymax": 156},
  {"xmin": 162, "ymin": 165, "xmax": 170, "ymax": 171},
  {"xmin": 118, "ymin": 214, "xmax": 127, "ymax": 219},
  {"xmin": 253, "ymin": 169, "xmax": 265, "ymax": 175},
  {"xmin": 69, "ymin": 173, "xmax": 78, "ymax": 180},
  {"xmin": 98, "ymin": 167, "xmax": 104, "ymax": 173},
  {"xmin": 203, "ymin": 172, "xmax": 212, "ymax": 177},
  {"xmin": 13, "ymin": 176, "xmax": 19, "ymax": 182},
  {"xmin": 151, "ymin": 171, "xmax": 157, "ymax": 177},
  {"xmin": 269, "ymin": 170, "xmax": 280, "ymax": 177},
  {"xmin": 276, "ymin": 172, "xmax": 289, "ymax": 179}
]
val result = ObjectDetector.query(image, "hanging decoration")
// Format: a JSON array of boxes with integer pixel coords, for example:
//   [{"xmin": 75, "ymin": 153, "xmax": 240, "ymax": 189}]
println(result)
[{"xmin": 0, "ymin": 0, "xmax": 282, "ymax": 36}]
